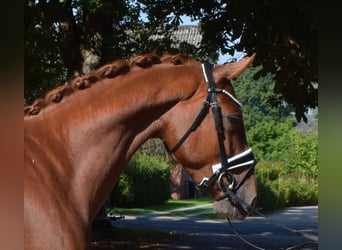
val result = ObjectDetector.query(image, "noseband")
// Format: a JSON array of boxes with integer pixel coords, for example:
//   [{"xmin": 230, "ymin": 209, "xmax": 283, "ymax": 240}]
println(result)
[{"xmin": 170, "ymin": 62, "xmax": 257, "ymax": 214}]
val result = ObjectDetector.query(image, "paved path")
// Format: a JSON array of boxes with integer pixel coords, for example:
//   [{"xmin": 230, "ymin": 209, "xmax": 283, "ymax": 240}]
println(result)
[{"xmin": 112, "ymin": 205, "xmax": 318, "ymax": 249}]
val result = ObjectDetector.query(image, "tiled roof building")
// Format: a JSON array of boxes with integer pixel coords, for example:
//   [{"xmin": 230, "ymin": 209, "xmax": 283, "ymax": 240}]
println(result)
[
  {"xmin": 149, "ymin": 25, "xmax": 202, "ymax": 48},
  {"xmin": 171, "ymin": 25, "xmax": 202, "ymax": 47}
]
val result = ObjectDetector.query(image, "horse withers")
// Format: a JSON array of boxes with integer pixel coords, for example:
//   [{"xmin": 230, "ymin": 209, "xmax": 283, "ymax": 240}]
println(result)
[{"xmin": 24, "ymin": 53, "xmax": 257, "ymax": 249}]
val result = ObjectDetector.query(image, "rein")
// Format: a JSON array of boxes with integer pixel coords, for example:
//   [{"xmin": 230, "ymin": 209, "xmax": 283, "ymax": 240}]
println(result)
[
  {"xmin": 224, "ymin": 194, "xmax": 318, "ymax": 250},
  {"xmin": 170, "ymin": 62, "xmax": 257, "ymax": 215}
]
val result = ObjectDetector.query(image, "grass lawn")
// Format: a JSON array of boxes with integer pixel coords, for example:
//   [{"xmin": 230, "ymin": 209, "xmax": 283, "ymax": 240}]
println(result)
[{"xmin": 107, "ymin": 196, "xmax": 213, "ymax": 215}]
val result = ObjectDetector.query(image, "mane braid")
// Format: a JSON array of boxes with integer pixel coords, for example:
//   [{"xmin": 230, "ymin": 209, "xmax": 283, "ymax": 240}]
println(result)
[{"xmin": 24, "ymin": 53, "xmax": 196, "ymax": 117}]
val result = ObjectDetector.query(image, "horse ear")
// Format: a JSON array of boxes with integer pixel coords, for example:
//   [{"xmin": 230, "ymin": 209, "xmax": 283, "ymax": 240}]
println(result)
[{"xmin": 214, "ymin": 53, "xmax": 256, "ymax": 81}]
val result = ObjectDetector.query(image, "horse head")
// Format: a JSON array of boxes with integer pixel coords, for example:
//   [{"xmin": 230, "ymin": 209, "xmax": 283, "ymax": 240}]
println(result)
[{"xmin": 161, "ymin": 54, "xmax": 257, "ymax": 220}]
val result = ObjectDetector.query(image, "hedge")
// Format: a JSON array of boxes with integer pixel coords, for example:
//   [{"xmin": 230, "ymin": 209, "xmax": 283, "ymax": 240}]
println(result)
[
  {"xmin": 110, "ymin": 153, "xmax": 170, "ymax": 207},
  {"xmin": 255, "ymin": 160, "xmax": 318, "ymax": 211}
]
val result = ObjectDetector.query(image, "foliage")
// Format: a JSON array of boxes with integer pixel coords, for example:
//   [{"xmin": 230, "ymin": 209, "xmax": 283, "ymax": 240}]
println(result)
[
  {"xmin": 24, "ymin": 0, "xmax": 208, "ymax": 104},
  {"xmin": 249, "ymin": 120, "xmax": 318, "ymax": 179},
  {"xmin": 276, "ymin": 129, "xmax": 318, "ymax": 179},
  {"xmin": 247, "ymin": 119, "xmax": 294, "ymax": 161},
  {"xmin": 246, "ymin": 117, "xmax": 318, "ymax": 211},
  {"xmin": 137, "ymin": 0, "xmax": 318, "ymax": 122},
  {"xmin": 25, "ymin": 0, "xmax": 317, "ymax": 121},
  {"xmin": 255, "ymin": 160, "xmax": 318, "ymax": 211},
  {"xmin": 232, "ymin": 66, "xmax": 293, "ymax": 131},
  {"xmin": 110, "ymin": 153, "xmax": 170, "ymax": 207},
  {"xmin": 138, "ymin": 139, "xmax": 173, "ymax": 162}
]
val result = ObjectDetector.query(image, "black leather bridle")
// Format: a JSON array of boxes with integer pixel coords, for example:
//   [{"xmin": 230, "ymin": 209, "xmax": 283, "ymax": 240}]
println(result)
[{"xmin": 170, "ymin": 62, "xmax": 257, "ymax": 215}]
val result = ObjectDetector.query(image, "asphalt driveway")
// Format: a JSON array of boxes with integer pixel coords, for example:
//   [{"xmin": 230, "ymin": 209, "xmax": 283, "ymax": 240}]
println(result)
[{"xmin": 110, "ymin": 205, "xmax": 318, "ymax": 250}]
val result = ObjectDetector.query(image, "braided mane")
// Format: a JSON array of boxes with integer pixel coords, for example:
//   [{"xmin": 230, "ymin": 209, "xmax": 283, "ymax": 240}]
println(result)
[{"xmin": 24, "ymin": 53, "xmax": 195, "ymax": 117}]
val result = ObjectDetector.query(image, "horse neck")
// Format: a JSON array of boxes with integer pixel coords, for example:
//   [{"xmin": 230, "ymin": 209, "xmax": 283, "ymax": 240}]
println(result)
[{"xmin": 25, "ymin": 64, "xmax": 201, "ymax": 222}]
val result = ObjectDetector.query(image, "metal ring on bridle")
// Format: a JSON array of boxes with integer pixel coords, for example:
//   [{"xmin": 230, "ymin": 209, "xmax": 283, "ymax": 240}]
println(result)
[{"xmin": 218, "ymin": 171, "xmax": 235, "ymax": 191}]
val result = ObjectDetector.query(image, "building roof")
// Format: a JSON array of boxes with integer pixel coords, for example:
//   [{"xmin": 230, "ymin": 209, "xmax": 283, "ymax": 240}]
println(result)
[
  {"xmin": 149, "ymin": 25, "xmax": 202, "ymax": 48},
  {"xmin": 171, "ymin": 25, "xmax": 202, "ymax": 47}
]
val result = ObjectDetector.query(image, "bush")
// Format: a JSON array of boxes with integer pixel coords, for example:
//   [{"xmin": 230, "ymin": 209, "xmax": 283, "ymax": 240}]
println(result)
[
  {"xmin": 255, "ymin": 161, "xmax": 284, "ymax": 210},
  {"xmin": 255, "ymin": 160, "xmax": 318, "ymax": 211},
  {"xmin": 280, "ymin": 130, "xmax": 318, "ymax": 180},
  {"xmin": 279, "ymin": 178, "xmax": 318, "ymax": 206},
  {"xmin": 247, "ymin": 119, "xmax": 293, "ymax": 161},
  {"xmin": 110, "ymin": 153, "xmax": 170, "ymax": 207},
  {"xmin": 247, "ymin": 118, "xmax": 318, "ymax": 211},
  {"xmin": 248, "ymin": 119, "xmax": 318, "ymax": 181}
]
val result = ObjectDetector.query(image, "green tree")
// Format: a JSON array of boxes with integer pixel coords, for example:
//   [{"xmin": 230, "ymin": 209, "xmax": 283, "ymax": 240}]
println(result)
[
  {"xmin": 247, "ymin": 119, "xmax": 293, "ymax": 161},
  {"xmin": 148, "ymin": 0, "xmax": 318, "ymax": 122},
  {"xmin": 24, "ymin": 0, "xmax": 208, "ymax": 104},
  {"xmin": 25, "ymin": 0, "xmax": 140, "ymax": 103},
  {"xmin": 25, "ymin": 0, "xmax": 317, "ymax": 122},
  {"xmin": 276, "ymin": 129, "xmax": 318, "ymax": 180},
  {"xmin": 232, "ymin": 66, "xmax": 293, "ymax": 131}
]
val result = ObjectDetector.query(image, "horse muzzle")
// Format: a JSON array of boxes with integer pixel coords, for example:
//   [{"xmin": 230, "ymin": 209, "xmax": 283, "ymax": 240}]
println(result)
[
  {"xmin": 213, "ymin": 187, "xmax": 257, "ymax": 220},
  {"xmin": 197, "ymin": 148, "xmax": 258, "ymax": 220}
]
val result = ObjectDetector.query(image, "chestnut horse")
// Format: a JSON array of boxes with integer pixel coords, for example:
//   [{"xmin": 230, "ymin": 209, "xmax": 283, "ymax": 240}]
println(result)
[{"xmin": 24, "ymin": 53, "xmax": 257, "ymax": 249}]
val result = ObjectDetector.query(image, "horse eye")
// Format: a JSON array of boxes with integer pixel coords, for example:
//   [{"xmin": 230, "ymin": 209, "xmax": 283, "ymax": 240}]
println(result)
[{"xmin": 227, "ymin": 115, "xmax": 240, "ymax": 125}]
